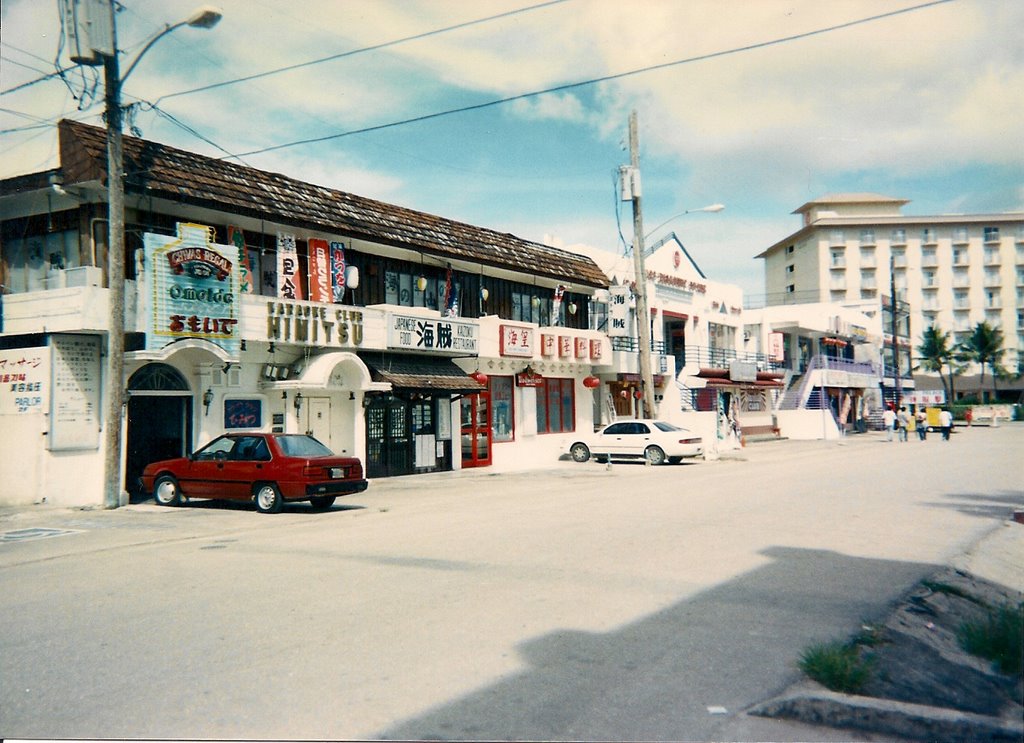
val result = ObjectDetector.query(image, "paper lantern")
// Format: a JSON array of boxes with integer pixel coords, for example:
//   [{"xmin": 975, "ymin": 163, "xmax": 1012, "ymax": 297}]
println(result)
[
  {"xmin": 582, "ymin": 375, "xmax": 601, "ymax": 389},
  {"xmin": 470, "ymin": 370, "xmax": 488, "ymax": 385}
]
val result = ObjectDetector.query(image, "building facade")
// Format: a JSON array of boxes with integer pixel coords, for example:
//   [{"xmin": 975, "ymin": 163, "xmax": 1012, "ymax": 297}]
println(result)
[
  {"xmin": 0, "ymin": 120, "xmax": 611, "ymax": 508},
  {"xmin": 757, "ymin": 193, "xmax": 1024, "ymax": 401}
]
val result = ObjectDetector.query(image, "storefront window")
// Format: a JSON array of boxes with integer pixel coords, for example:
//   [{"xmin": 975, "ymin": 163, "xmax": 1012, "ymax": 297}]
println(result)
[
  {"xmin": 536, "ymin": 378, "xmax": 574, "ymax": 434},
  {"xmin": 490, "ymin": 376, "xmax": 514, "ymax": 442},
  {"xmin": 2, "ymin": 229, "xmax": 79, "ymax": 293}
]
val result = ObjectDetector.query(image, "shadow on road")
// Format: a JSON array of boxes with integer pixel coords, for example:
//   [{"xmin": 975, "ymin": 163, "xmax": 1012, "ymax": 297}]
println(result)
[{"xmin": 379, "ymin": 546, "xmax": 940, "ymax": 742}]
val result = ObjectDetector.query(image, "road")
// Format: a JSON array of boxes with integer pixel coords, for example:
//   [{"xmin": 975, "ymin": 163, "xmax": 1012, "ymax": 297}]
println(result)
[{"xmin": 1, "ymin": 425, "xmax": 1021, "ymax": 741}]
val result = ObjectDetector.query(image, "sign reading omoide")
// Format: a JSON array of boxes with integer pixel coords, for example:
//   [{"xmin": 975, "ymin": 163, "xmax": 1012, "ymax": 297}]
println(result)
[{"xmin": 143, "ymin": 222, "xmax": 241, "ymax": 357}]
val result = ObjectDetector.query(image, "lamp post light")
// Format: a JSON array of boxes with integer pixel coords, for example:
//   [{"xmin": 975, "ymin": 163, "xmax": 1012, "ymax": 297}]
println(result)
[{"xmin": 100, "ymin": 3, "xmax": 222, "ymax": 509}]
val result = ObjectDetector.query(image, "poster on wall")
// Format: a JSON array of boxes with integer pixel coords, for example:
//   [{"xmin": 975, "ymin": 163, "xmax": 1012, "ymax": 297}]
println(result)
[
  {"xmin": 276, "ymin": 232, "xmax": 303, "ymax": 300},
  {"xmin": 143, "ymin": 222, "xmax": 241, "ymax": 357},
  {"xmin": 48, "ymin": 334, "xmax": 101, "ymax": 450},
  {"xmin": 307, "ymin": 238, "xmax": 332, "ymax": 303},
  {"xmin": 0, "ymin": 345, "xmax": 48, "ymax": 416}
]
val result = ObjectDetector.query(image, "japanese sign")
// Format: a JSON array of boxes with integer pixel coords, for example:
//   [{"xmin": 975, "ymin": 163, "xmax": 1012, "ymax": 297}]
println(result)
[
  {"xmin": 276, "ymin": 232, "xmax": 303, "ymax": 300},
  {"xmin": 144, "ymin": 222, "xmax": 241, "ymax": 356},
  {"xmin": 499, "ymin": 324, "xmax": 534, "ymax": 357},
  {"xmin": 608, "ymin": 285, "xmax": 631, "ymax": 337},
  {"xmin": 0, "ymin": 346, "xmax": 47, "ymax": 416},
  {"xmin": 387, "ymin": 313, "xmax": 478, "ymax": 354},
  {"xmin": 330, "ymin": 241, "xmax": 347, "ymax": 302},
  {"xmin": 307, "ymin": 238, "xmax": 331, "ymax": 303},
  {"xmin": 48, "ymin": 334, "xmax": 100, "ymax": 450},
  {"xmin": 227, "ymin": 225, "xmax": 254, "ymax": 294},
  {"xmin": 266, "ymin": 300, "xmax": 364, "ymax": 348}
]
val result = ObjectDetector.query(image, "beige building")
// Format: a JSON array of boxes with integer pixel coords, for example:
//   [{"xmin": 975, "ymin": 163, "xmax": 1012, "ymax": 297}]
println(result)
[{"xmin": 757, "ymin": 194, "xmax": 1024, "ymax": 399}]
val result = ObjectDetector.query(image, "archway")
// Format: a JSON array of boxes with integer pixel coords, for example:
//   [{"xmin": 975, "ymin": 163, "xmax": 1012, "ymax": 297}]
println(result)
[{"xmin": 125, "ymin": 363, "xmax": 193, "ymax": 501}]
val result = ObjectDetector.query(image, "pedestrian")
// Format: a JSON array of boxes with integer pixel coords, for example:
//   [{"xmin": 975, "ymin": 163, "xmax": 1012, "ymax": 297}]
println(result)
[
  {"xmin": 880, "ymin": 407, "xmax": 897, "ymax": 442},
  {"xmin": 940, "ymin": 407, "xmax": 953, "ymax": 441},
  {"xmin": 905, "ymin": 407, "xmax": 917, "ymax": 440},
  {"xmin": 916, "ymin": 409, "xmax": 927, "ymax": 440},
  {"xmin": 965, "ymin": 408, "xmax": 973, "ymax": 427},
  {"xmin": 897, "ymin": 406, "xmax": 910, "ymax": 442}
]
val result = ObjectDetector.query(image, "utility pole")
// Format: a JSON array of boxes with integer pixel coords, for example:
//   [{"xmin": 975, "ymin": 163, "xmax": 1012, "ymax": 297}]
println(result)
[
  {"xmin": 101, "ymin": 0, "xmax": 126, "ymax": 509},
  {"xmin": 889, "ymin": 252, "xmax": 901, "ymax": 410},
  {"xmin": 628, "ymin": 111, "xmax": 656, "ymax": 419}
]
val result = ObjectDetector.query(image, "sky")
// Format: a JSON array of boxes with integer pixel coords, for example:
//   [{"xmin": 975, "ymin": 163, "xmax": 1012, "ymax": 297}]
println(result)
[{"xmin": 2, "ymin": 0, "xmax": 1022, "ymax": 299}]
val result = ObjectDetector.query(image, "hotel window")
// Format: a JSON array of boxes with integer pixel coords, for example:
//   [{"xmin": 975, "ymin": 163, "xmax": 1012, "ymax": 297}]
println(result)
[
  {"xmin": 953, "ymin": 226, "xmax": 969, "ymax": 243},
  {"xmin": 859, "ymin": 229, "xmax": 875, "ymax": 245},
  {"xmin": 922, "ymin": 270, "xmax": 937, "ymax": 288},
  {"xmin": 890, "ymin": 228, "xmax": 906, "ymax": 244},
  {"xmin": 953, "ymin": 247, "xmax": 968, "ymax": 265},
  {"xmin": 984, "ymin": 227, "xmax": 1000, "ymax": 243},
  {"xmin": 921, "ymin": 228, "xmax": 938, "ymax": 244},
  {"xmin": 954, "ymin": 291, "xmax": 969, "ymax": 309},
  {"xmin": 786, "ymin": 264, "xmax": 795, "ymax": 274},
  {"xmin": 536, "ymin": 378, "xmax": 575, "ymax": 434},
  {"xmin": 786, "ymin": 244, "xmax": 795, "ymax": 255},
  {"xmin": 986, "ymin": 291, "xmax": 1001, "ymax": 309},
  {"xmin": 829, "ymin": 230, "xmax": 845, "ymax": 246},
  {"xmin": 860, "ymin": 247, "xmax": 877, "ymax": 268},
  {"xmin": 890, "ymin": 248, "xmax": 905, "ymax": 268},
  {"xmin": 786, "ymin": 284, "xmax": 795, "ymax": 294},
  {"xmin": 921, "ymin": 247, "xmax": 937, "ymax": 267},
  {"xmin": 830, "ymin": 248, "xmax": 845, "ymax": 268}
]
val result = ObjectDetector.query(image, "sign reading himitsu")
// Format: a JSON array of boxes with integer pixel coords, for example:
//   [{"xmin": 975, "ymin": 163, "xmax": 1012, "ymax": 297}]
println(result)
[{"xmin": 144, "ymin": 222, "xmax": 241, "ymax": 356}]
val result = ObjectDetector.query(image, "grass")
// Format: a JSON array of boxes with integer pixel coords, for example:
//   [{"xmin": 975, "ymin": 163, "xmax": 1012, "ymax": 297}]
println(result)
[
  {"xmin": 798, "ymin": 640, "xmax": 875, "ymax": 694},
  {"xmin": 957, "ymin": 602, "xmax": 1024, "ymax": 676}
]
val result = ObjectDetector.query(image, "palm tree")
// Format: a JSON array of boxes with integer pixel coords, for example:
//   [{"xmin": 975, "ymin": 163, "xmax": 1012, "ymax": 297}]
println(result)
[
  {"xmin": 916, "ymin": 325, "xmax": 955, "ymax": 402},
  {"xmin": 957, "ymin": 321, "xmax": 1005, "ymax": 403}
]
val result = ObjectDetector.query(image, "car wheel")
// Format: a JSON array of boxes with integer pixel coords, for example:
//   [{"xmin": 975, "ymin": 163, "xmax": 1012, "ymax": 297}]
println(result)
[
  {"xmin": 153, "ymin": 474, "xmax": 181, "ymax": 506},
  {"xmin": 569, "ymin": 442, "xmax": 591, "ymax": 463},
  {"xmin": 254, "ymin": 483, "xmax": 283, "ymax": 514},
  {"xmin": 645, "ymin": 446, "xmax": 667, "ymax": 465},
  {"xmin": 310, "ymin": 495, "xmax": 336, "ymax": 510},
  {"xmin": 668, "ymin": 456, "xmax": 683, "ymax": 465}
]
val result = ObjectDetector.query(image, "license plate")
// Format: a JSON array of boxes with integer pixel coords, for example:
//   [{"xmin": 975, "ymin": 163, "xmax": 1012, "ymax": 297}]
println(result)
[{"xmin": 329, "ymin": 467, "xmax": 347, "ymax": 479}]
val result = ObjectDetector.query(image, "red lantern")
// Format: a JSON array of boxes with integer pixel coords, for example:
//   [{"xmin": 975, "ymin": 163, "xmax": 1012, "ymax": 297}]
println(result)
[
  {"xmin": 633, "ymin": 390, "xmax": 643, "ymax": 400},
  {"xmin": 619, "ymin": 390, "xmax": 628, "ymax": 399},
  {"xmin": 582, "ymin": 375, "xmax": 601, "ymax": 389},
  {"xmin": 470, "ymin": 370, "xmax": 488, "ymax": 385}
]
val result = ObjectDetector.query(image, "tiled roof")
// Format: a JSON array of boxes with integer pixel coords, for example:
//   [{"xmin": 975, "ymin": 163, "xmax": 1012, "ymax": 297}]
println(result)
[
  {"xmin": 55, "ymin": 119, "xmax": 609, "ymax": 288},
  {"xmin": 361, "ymin": 353, "xmax": 486, "ymax": 393}
]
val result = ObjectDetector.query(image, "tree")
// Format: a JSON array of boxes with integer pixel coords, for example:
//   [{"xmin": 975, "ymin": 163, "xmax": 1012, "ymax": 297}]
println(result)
[
  {"xmin": 957, "ymin": 321, "xmax": 1005, "ymax": 403},
  {"xmin": 916, "ymin": 325, "xmax": 955, "ymax": 402}
]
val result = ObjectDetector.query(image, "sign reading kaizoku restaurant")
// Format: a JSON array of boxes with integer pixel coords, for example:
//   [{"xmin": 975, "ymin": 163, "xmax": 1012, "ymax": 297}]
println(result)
[
  {"xmin": 143, "ymin": 222, "xmax": 241, "ymax": 356},
  {"xmin": 387, "ymin": 313, "xmax": 478, "ymax": 355}
]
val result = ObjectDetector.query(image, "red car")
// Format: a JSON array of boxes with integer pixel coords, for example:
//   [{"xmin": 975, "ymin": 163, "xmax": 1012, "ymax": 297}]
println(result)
[{"xmin": 140, "ymin": 433, "xmax": 368, "ymax": 513}]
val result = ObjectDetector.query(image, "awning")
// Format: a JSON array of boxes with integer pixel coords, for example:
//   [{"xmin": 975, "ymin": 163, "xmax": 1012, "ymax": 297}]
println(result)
[{"xmin": 361, "ymin": 353, "xmax": 486, "ymax": 394}]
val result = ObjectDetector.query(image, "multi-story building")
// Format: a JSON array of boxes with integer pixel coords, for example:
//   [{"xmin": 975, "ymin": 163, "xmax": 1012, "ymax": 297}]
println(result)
[
  {"xmin": 756, "ymin": 193, "xmax": 1024, "ymax": 401},
  {"xmin": 0, "ymin": 120, "xmax": 612, "ymax": 507}
]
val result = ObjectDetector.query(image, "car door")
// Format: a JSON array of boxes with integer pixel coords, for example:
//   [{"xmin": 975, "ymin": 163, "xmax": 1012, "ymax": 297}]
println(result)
[
  {"xmin": 628, "ymin": 422, "xmax": 655, "ymax": 457},
  {"xmin": 182, "ymin": 435, "xmax": 236, "ymax": 497},
  {"xmin": 594, "ymin": 422, "xmax": 632, "ymax": 457},
  {"xmin": 217, "ymin": 435, "xmax": 277, "ymax": 500}
]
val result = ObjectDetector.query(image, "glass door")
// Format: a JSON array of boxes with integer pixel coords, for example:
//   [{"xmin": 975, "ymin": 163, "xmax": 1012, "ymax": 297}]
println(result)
[{"xmin": 460, "ymin": 392, "xmax": 492, "ymax": 468}]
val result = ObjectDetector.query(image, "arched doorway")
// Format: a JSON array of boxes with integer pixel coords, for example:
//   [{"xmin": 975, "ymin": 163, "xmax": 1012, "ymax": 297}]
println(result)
[{"xmin": 125, "ymin": 363, "xmax": 193, "ymax": 501}]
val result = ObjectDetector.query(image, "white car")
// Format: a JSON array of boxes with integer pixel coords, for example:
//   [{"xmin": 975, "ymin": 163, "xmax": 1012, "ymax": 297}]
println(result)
[{"xmin": 568, "ymin": 419, "xmax": 704, "ymax": 465}]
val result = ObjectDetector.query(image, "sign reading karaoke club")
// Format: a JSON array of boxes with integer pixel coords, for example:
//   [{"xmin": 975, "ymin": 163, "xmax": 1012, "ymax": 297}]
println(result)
[{"xmin": 144, "ymin": 222, "xmax": 241, "ymax": 357}]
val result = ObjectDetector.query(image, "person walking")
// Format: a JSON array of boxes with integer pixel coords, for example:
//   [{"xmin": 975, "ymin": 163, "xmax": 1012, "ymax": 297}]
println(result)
[
  {"xmin": 916, "ymin": 408, "xmax": 928, "ymax": 440},
  {"xmin": 883, "ymin": 405, "xmax": 896, "ymax": 442},
  {"xmin": 940, "ymin": 407, "xmax": 953, "ymax": 441},
  {"xmin": 905, "ymin": 407, "xmax": 917, "ymax": 440},
  {"xmin": 897, "ymin": 407, "xmax": 910, "ymax": 442}
]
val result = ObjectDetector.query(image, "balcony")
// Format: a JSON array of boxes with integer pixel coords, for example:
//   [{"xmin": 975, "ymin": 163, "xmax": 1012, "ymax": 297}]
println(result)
[
  {"xmin": 952, "ymin": 276, "xmax": 971, "ymax": 289},
  {"xmin": 829, "ymin": 279, "xmax": 847, "ymax": 291},
  {"xmin": 921, "ymin": 255, "xmax": 938, "ymax": 268},
  {"xmin": 984, "ymin": 274, "xmax": 1001, "ymax": 288},
  {"xmin": 985, "ymin": 252, "xmax": 1001, "ymax": 266}
]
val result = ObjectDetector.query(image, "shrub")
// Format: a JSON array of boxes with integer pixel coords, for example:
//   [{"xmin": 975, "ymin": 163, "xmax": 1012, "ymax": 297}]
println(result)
[
  {"xmin": 799, "ymin": 640, "xmax": 874, "ymax": 694},
  {"xmin": 957, "ymin": 603, "xmax": 1024, "ymax": 676}
]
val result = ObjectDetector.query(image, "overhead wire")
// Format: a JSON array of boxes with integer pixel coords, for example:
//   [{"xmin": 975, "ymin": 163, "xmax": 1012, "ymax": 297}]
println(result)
[{"xmin": 225, "ymin": 0, "xmax": 955, "ymax": 160}]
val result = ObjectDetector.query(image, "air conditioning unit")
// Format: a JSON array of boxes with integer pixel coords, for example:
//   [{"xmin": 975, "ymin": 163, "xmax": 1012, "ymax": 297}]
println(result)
[{"xmin": 65, "ymin": 266, "xmax": 103, "ymax": 287}]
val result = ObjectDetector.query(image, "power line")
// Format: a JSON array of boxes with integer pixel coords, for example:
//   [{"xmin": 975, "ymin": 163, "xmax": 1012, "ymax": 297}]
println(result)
[
  {"xmin": 228, "ymin": 0, "xmax": 955, "ymax": 160},
  {"xmin": 153, "ymin": 0, "xmax": 570, "ymax": 105}
]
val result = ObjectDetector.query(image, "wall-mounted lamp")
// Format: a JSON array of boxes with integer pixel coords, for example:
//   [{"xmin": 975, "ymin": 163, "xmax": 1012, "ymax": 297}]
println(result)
[
  {"xmin": 349, "ymin": 391, "xmax": 356, "ymax": 401},
  {"xmin": 202, "ymin": 388, "xmax": 214, "ymax": 416},
  {"xmin": 294, "ymin": 392, "xmax": 303, "ymax": 412},
  {"xmin": 240, "ymin": 339, "xmax": 246, "ymax": 352}
]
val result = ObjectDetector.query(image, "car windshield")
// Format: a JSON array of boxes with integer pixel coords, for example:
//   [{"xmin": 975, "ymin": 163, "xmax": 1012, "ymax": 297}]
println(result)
[
  {"xmin": 275, "ymin": 434, "xmax": 334, "ymax": 458},
  {"xmin": 652, "ymin": 421, "xmax": 684, "ymax": 432}
]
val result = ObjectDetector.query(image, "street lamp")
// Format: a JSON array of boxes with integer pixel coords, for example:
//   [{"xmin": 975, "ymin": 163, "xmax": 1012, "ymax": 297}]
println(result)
[
  {"xmin": 644, "ymin": 203, "xmax": 725, "ymax": 241},
  {"xmin": 100, "ymin": 3, "xmax": 222, "ymax": 509}
]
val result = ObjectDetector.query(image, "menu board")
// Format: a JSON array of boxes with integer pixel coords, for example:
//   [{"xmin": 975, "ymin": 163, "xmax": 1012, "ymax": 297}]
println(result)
[{"xmin": 49, "ymin": 334, "xmax": 101, "ymax": 450}]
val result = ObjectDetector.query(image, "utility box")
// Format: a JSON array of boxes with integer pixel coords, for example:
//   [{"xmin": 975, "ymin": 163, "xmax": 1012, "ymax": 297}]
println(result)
[{"xmin": 62, "ymin": 0, "xmax": 114, "ymax": 66}]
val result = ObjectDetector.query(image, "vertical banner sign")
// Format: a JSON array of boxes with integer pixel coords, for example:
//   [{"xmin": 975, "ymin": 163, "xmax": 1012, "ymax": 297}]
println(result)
[
  {"xmin": 144, "ymin": 222, "xmax": 241, "ymax": 357},
  {"xmin": 443, "ymin": 266, "xmax": 459, "ymax": 317},
  {"xmin": 768, "ymin": 331, "xmax": 785, "ymax": 362},
  {"xmin": 307, "ymin": 239, "xmax": 331, "ymax": 303},
  {"xmin": 330, "ymin": 241, "xmax": 346, "ymax": 302},
  {"xmin": 608, "ymin": 285, "xmax": 630, "ymax": 337},
  {"xmin": 49, "ymin": 334, "xmax": 101, "ymax": 450},
  {"xmin": 227, "ymin": 225, "xmax": 253, "ymax": 294},
  {"xmin": 276, "ymin": 232, "xmax": 302, "ymax": 300},
  {"xmin": 553, "ymin": 284, "xmax": 565, "ymax": 322}
]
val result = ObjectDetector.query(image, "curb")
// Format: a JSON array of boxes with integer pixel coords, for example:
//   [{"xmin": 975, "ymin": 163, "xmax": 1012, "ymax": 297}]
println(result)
[{"xmin": 750, "ymin": 683, "xmax": 1023, "ymax": 743}]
